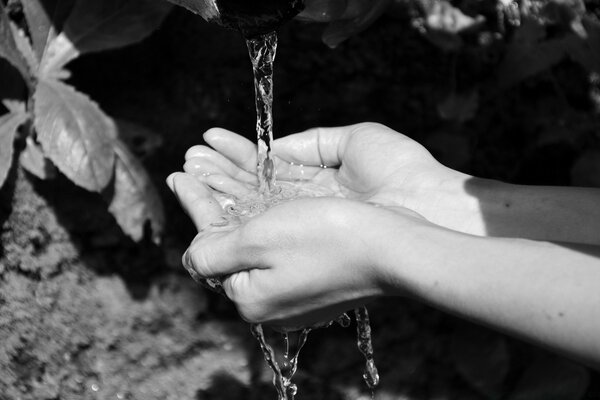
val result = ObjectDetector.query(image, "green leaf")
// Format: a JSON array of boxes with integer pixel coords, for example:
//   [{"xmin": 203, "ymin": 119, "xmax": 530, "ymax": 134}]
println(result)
[
  {"xmin": 40, "ymin": 0, "xmax": 172, "ymax": 76},
  {"xmin": 21, "ymin": 0, "xmax": 76, "ymax": 62},
  {"xmin": 19, "ymin": 136, "xmax": 57, "ymax": 180},
  {"xmin": 0, "ymin": 2, "xmax": 32, "ymax": 82},
  {"xmin": 0, "ymin": 106, "xmax": 29, "ymax": 188},
  {"xmin": 108, "ymin": 136, "xmax": 164, "ymax": 244},
  {"xmin": 34, "ymin": 78, "xmax": 116, "ymax": 192}
]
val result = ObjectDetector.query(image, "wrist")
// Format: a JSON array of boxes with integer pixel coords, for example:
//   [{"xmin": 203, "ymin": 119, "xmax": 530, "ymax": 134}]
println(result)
[
  {"xmin": 360, "ymin": 206, "xmax": 457, "ymax": 297},
  {"xmin": 403, "ymin": 167, "xmax": 490, "ymax": 236}
]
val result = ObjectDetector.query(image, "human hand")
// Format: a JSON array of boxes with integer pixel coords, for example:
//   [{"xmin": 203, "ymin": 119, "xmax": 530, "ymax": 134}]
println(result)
[
  {"xmin": 166, "ymin": 172, "xmax": 427, "ymax": 328},
  {"xmin": 296, "ymin": 0, "xmax": 392, "ymax": 47},
  {"xmin": 184, "ymin": 122, "xmax": 476, "ymax": 235}
]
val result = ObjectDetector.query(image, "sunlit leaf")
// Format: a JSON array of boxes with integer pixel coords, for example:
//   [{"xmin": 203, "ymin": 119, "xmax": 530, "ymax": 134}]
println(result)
[
  {"xmin": 34, "ymin": 78, "xmax": 116, "ymax": 192},
  {"xmin": 19, "ymin": 136, "xmax": 57, "ymax": 180},
  {"xmin": 108, "ymin": 137, "xmax": 165, "ymax": 244},
  {"xmin": 0, "ymin": 105, "xmax": 28, "ymax": 188},
  {"xmin": 40, "ymin": 0, "xmax": 172, "ymax": 76},
  {"xmin": 166, "ymin": 0, "xmax": 218, "ymax": 18},
  {"xmin": 9, "ymin": 22, "xmax": 39, "ymax": 73},
  {"xmin": 21, "ymin": 0, "xmax": 75, "ymax": 62},
  {"xmin": 0, "ymin": 2, "xmax": 32, "ymax": 82}
]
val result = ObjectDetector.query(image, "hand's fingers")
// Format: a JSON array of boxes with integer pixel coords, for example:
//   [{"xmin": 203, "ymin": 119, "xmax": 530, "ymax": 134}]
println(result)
[
  {"xmin": 183, "ymin": 229, "xmax": 245, "ymax": 278},
  {"xmin": 184, "ymin": 146, "xmax": 257, "ymax": 184},
  {"xmin": 273, "ymin": 125, "xmax": 354, "ymax": 167},
  {"xmin": 196, "ymin": 174, "xmax": 256, "ymax": 198},
  {"xmin": 273, "ymin": 157, "xmax": 331, "ymax": 181},
  {"xmin": 166, "ymin": 172, "xmax": 228, "ymax": 231},
  {"xmin": 203, "ymin": 128, "xmax": 258, "ymax": 172},
  {"xmin": 184, "ymin": 158, "xmax": 257, "ymax": 184}
]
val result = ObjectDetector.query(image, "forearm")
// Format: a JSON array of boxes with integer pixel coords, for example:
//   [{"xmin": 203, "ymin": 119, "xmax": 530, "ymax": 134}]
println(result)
[
  {"xmin": 378, "ymin": 223, "xmax": 600, "ymax": 369},
  {"xmin": 417, "ymin": 170, "xmax": 600, "ymax": 245}
]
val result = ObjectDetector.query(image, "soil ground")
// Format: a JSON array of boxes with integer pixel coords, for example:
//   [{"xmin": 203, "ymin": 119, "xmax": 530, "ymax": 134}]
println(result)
[{"xmin": 2, "ymin": 6, "xmax": 600, "ymax": 400}]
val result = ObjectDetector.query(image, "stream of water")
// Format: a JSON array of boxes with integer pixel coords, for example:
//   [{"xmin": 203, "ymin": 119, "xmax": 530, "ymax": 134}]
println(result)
[{"xmin": 241, "ymin": 30, "xmax": 380, "ymax": 399}]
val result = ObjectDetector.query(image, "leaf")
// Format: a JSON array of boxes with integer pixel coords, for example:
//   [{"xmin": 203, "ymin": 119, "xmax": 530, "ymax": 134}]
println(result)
[
  {"xmin": 108, "ymin": 137, "xmax": 164, "ymax": 244},
  {"xmin": 19, "ymin": 136, "xmax": 57, "ymax": 180},
  {"xmin": 495, "ymin": 18, "xmax": 568, "ymax": 89},
  {"xmin": 567, "ymin": 16, "xmax": 600, "ymax": 74},
  {"xmin": 0, "ymin": 2, "xmax": 32, "ymax": 82},
  {"xmin": 541, "ymin": 0, "xmax": 586, "ymax": 37},
  {"xmin": 40, "ymin": 0, "xmax": 172, "ymax": 76},
  {"xmin": 34, "ymin": 78, "xmax": 116, "ymax": 192},
  {"xmin": 0, "ymin": 107, "xmax": 29, "ymax": 188},
  {"xmin": 9, "ymin": 22, "xmax": 39, "ymax": 73},
  {"xmin": 21, "ymin": 0, "xmax": 76, "ymax": 62},
  {"xmin": 166, "ymin": 0, "xmax": 218, "ymax": 19}
]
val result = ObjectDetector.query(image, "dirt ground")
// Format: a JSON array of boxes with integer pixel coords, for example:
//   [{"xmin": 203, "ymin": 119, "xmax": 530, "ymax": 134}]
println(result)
[{"xmin": 2, "ymin": 6, "xmax": 600, "ymax": 400}]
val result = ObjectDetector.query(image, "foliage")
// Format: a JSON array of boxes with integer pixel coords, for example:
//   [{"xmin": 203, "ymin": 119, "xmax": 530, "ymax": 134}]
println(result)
[
  {"xmin": 0, "ymin": 0, "xmax": 171, "ymax": 243},
  {"xmin": 403, "ymin": 0, "xmax": 600, "ymax": 123}
]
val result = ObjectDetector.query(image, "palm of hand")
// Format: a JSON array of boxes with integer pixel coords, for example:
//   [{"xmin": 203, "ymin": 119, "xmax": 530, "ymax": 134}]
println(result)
[
  {"xmin": 183, "ymin": 123, "xmax": 444, "ymax": 217},
  {"xmin": 274, "ymin": 124, "xmax": 442, "ymax": 210}
]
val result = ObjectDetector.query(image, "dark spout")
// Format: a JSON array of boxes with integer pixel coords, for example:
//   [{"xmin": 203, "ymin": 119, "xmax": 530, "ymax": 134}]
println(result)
[{"xmin": 167, "ymin": 0, "xmax": 305, "ymax": 37}]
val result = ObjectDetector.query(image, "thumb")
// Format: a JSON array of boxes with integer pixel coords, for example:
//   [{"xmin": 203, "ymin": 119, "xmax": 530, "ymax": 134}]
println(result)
[{"xmin": 166, "ymin": 172, "xmax": 229, "ymax": 231}]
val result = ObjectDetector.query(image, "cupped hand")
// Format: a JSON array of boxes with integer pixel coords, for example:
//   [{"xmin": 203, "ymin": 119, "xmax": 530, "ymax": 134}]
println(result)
[
  {"xmin": 184, "ymin": 122, "xmax": 467, "ymax": 233},
  {"xmin": 167, "ymin": 172, "xmax": 425, "ymax": 328}
]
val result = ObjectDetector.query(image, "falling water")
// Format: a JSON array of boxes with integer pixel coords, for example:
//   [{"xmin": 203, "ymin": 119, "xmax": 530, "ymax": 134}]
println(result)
[{"xmin": 247, "ymin": 31, "xmax": 278, "ymax": 194}]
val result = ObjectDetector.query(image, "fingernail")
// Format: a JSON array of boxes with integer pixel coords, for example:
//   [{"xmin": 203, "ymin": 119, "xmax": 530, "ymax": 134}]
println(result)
[{"xmin": 166, "ymin": 173, "xmax": 176, "ymax": 191}]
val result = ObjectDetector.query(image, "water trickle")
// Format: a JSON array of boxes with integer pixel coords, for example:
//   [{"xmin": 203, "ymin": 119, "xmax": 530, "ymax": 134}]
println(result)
[
  {"xmin": 247, "ymin": 31, "xmax": 278, "ymax": 194},
  {"xmin": 355, "ymin": 307, "xmax": 380, "ymax": 391}
]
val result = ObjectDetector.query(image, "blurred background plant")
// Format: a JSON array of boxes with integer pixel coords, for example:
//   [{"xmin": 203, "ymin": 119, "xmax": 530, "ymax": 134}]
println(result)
[{"xmin": 0, "ymin": 0, "xmax": 170, "ymax": 243}]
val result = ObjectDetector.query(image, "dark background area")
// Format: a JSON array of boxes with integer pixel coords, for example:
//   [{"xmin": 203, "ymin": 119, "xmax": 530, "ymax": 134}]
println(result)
[{"xmin": 1, "ymin": 4, "xmax": 600, "ymax": 400}]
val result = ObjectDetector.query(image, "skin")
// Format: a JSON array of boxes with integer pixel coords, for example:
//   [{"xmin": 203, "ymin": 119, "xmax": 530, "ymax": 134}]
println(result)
[{"xmin": 167, "ymin": 123, "xmax": 600, "ymax": 370}]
